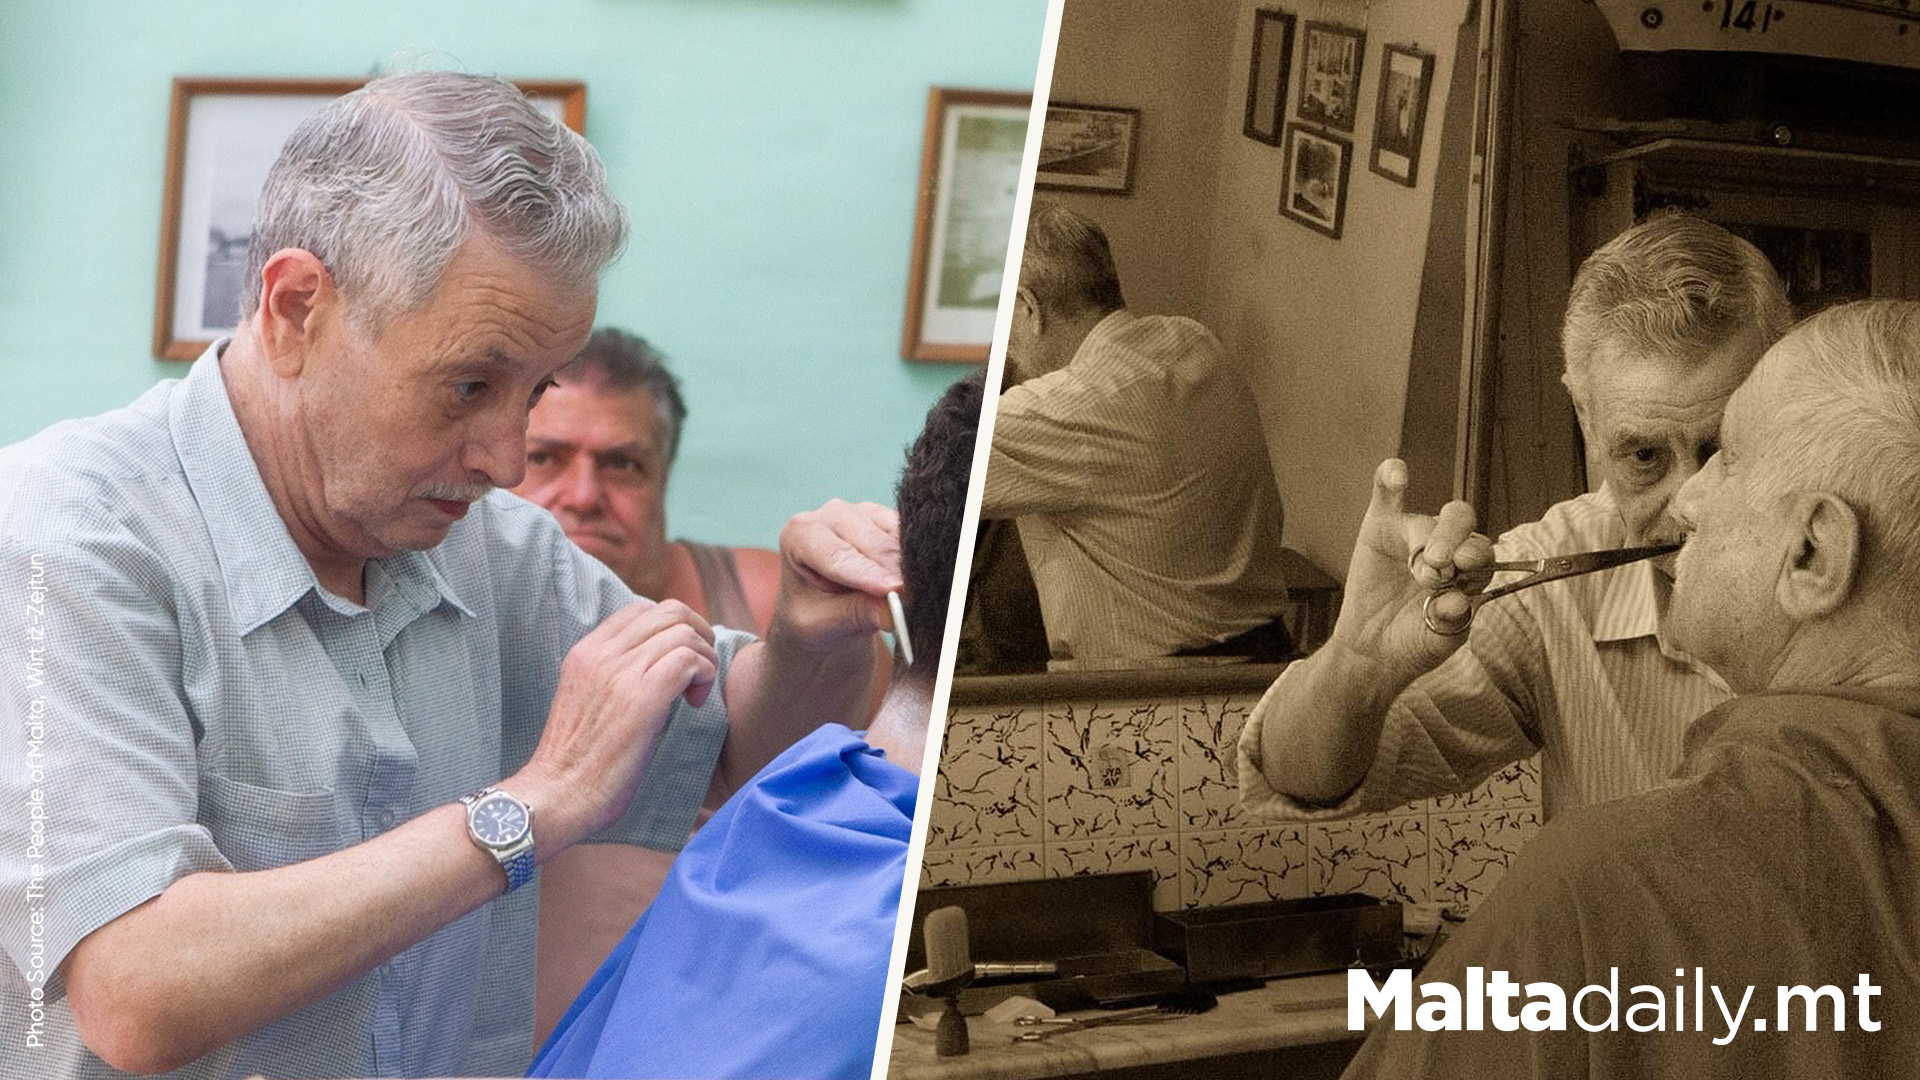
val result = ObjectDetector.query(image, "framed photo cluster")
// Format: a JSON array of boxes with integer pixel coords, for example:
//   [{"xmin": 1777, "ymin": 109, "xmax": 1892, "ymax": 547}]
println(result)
[
  {"xmin": 1237, "ymin": 9, "xmax": 1434, "ymax": 239},
  {"xmin": 153, "ymin": 77, "xmax": 585, "ymax": 361}
]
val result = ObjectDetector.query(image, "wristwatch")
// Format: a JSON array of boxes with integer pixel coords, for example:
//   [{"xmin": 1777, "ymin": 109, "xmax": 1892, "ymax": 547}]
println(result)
[{"xmin": 459, "ymin": 787, "xmax": 535, "ymax": 893}]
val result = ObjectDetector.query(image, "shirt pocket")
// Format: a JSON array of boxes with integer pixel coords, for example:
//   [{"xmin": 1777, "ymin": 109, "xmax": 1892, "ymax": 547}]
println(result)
[{"xmin": 199, "ymin": 773, "xmax": 350, "ymax": 872}]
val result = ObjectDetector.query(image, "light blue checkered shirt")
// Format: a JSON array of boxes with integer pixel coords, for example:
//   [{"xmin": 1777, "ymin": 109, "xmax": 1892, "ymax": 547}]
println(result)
[{"xmin": 0, "ymin": 347, "xmax": 746, "ymax": 1079}]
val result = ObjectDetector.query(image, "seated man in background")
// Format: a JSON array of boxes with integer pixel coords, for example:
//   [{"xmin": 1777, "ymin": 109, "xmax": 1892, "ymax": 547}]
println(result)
[
  {"xmin": 515, "ymin": 326, "xmax": 781, "ymax": 634},
  {"xmin": 1242, "ymin": 214, "xmax": 1793, "ymax": 822},
  {"xmin": 1344, "ymin": 300, "xmax": 1920, "ymax": 1077},
  {"xmin": 529, "ymin": 372, "xmax": 983, "ymax": 1080},
  {"xmin": 982, "ymin": 202, "xmax": 1291, "ymax": 661}
]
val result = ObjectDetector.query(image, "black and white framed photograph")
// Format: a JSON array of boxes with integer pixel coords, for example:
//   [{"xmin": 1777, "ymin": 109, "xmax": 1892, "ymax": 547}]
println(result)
[
  {"xmin": 1296, "ymin": 21, "xmax": 1366, "ymax": 134},
  {"xmin": 1242, "ymin": 8, "xmax": 1296, "ymax": 146},
  {"xmin": 1035, "ymin": 102, "xmax": 1141, "ymax": 194},
  {"xmin": 1279, "ymin": 122, "xmax": 1351, "ymax": 239},
  {"xmin": 901, "ymin": 86, "xmax": 1031, "ymax": 363},
  {"xmin": 1370, "ymin": 44, "xmax": 1434, "ymax": 187},
  {"xmin": 152, "ymin": 76, "xmax": 585, "ymax": 360}
]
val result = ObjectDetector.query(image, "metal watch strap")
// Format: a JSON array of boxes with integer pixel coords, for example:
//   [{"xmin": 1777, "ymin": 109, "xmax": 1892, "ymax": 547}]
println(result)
[{"xmin": 460, "ymin": 787, "xmax": 536, "ymax": 893}]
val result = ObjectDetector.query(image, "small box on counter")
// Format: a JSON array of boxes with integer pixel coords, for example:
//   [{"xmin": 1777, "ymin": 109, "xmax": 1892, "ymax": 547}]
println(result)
[{"xmin": 1152, "ymin": 894, "xmax": 1403, "ymax": 985}]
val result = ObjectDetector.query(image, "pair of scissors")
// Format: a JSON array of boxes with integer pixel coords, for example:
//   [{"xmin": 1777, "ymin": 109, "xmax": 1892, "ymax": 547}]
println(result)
[
  {"xmin": 1010, "ymin": 1008, "xmax": 1176, "ymax": 1042},
  {"xmin": 1420, "ymin": 543, "xmax": 1681, "ymax": 636}
]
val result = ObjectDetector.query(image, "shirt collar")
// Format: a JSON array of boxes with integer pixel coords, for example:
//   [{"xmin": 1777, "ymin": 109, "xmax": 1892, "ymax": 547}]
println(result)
[
  {"xmin": 169, "ymin": 342, "xmax": 472, "ymax": 633},
  {"xmin": 1072, "ymin": 308, "xmax": 1135, "ymax": 362}
]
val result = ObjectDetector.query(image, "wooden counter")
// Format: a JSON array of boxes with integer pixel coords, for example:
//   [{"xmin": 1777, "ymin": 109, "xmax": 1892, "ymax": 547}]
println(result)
[
  {"xmin": 889, "ymin": 974, "xmax": 1365, "ymax": 1080},
  {"xmin": 948, "ymin": 659, "xmax": 1287, "ymax": 707}
]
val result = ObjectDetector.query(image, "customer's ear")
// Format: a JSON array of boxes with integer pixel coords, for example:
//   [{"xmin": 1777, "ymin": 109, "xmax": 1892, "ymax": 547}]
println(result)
[{"xmin": 1776, "ymin": 491, "xmax": 1861, "ymax": 622}]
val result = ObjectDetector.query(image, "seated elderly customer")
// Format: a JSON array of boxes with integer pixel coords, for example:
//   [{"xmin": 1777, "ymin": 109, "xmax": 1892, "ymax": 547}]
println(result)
[
  {"xmin": 1343, "ymin": 300, "xmax": 1920, "ymax": 1077},
  {"xmin": 513, "ymin": 327, "xmax": 781, "ymax": 635},
  {"xmin": 529, "ymin": 372, "xmax": 982, "ymax": 1080}
]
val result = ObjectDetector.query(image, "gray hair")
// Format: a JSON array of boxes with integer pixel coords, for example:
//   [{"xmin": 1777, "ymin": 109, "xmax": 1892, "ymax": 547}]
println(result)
[
  {"xmin": 561, "ymin": 328, "xmax": 689, "ymax": 467},
  {"xmin": 1751, "ymin": 300, "xmax": 1920, "ymax": 635},
  {"xmin": 1019, "ymin": 201, "xmax": 1125, "ymax": 318},
  {"xmin": 243, "ymin": 71, "xmax": 629, "ymax": 331},
  {"xmin": 1561, "ymin": 213, "xmax": 1791, "ymax": 409}
]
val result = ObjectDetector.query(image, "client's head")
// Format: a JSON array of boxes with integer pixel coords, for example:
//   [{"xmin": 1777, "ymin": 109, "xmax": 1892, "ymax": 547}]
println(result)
[
  {"xmin": 892, "ymin": 371, "xmax": 985, "ymax": 690},
  {"xmin": 1670, "ymin": 299, "xmax": 1920, "ymax": 694}
]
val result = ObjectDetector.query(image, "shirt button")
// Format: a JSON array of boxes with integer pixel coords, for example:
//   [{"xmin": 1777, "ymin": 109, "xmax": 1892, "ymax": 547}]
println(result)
[{"xmin": 381, "ymin": 807, "xmax": 398, "ymax": 828}]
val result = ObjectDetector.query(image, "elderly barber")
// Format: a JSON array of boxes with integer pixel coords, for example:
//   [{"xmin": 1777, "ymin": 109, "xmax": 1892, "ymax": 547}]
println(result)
[
  {"xmin": 0, "ymin": 72, "xmax": 894, "ymax": 1080},
  {"xmin": 1242, "ymin": 214, "xmax": 1792, "ymax": 820},
  {"xmin": 1343, "ymin": 299, "xmax": 1920, "ymax": 1077}
]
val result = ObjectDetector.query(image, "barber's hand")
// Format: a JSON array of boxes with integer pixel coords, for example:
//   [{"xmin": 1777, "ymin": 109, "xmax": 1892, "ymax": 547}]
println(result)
[
  {"xmin": 1329, "ymin": 459, "xmax": 1495, "ymax": 682},
  {"xmin": 770, "ymin": 499, "xmax": 901, "ymax": 654},
  {"xmin": 516, "ymin": 599, "xmax": 720, "ymax": 846}
]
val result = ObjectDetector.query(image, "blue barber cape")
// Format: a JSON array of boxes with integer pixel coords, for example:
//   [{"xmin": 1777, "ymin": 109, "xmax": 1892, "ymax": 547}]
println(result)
[{"xmin": 529, "ymin": 724, "xmax": 919, "ymax": 1080}]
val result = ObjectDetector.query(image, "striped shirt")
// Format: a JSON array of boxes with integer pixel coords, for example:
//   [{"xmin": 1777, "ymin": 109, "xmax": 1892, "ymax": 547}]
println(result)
[
  {"xmin": 0, "ymin": 349, "xmax": 746, "ymax": 1079},
  {"xmin": 983, "ymin": 310, "xmax": 1290, "ymax": 659},
  {"xmin": 1240, "ymin": 488, "xmax": 1731, "ymax": 821}
]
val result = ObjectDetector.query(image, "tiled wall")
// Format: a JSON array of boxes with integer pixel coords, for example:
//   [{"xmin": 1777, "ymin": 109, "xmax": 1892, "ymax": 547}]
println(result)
[{"xmin": 923, "ymin": 694, "xmax": 1542, "ymax": 914}]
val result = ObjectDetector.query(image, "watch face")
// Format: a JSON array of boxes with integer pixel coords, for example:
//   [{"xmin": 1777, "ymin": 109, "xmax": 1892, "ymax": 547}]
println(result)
[{"xmin": 471, "ymin": 793, "xmax": 529, "ymax": 847}]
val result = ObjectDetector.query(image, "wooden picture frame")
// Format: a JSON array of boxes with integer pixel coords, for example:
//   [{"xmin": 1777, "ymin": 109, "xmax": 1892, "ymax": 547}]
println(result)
[
  {"xmin": 1280, "ymin": 122, "xmax": 1352, "ymax": 239},
  {"xmin": 152, "ymin": 76, "xmax": 587, "ymax": 361},
  {"xmin": 1243, "ymin": 9, "xmax": 1297, "ymax": 146},
  {"xmin": 1035, "ymin": 102, "xmax": 1141, "ymax": 195},
  {"xmin": 1297, "ymin": 22, "xmax": 1366, "ymax": 134},
  {"xmin": 901, "ymin": 87, "xmax": 1032, "ymax": 363},
  {"xmin": 1370, "ymin": 45, "xmax": 1435, "ymax": 187}
]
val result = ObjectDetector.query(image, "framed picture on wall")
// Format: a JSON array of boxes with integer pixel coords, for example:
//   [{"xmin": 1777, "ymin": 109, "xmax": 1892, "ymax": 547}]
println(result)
[
  {"xmin": 1279, "ymin": 122, "xmax": 1351, "ymax": 239},
  {"xmin": 1242, "ymin": 8, "xmax": 1296, "ymax": 146},
  {"xmin": 152, "ymin": 76, "xmax": 586, "ymax": 361},
  {"xmin": 1035, "ymin": 103, "xmax": 1141, "ymax": 194},
  {"xmin": 1370, "ymin": 44, "xmax": 1434, "ymax": 187},
  {"xmin": 1297, "ymin": 22, "xmax": 1366, "ymax": 133},
  {"xmin": 902, "ymin": 87, "xmax": 1032, "ymax": 363}
]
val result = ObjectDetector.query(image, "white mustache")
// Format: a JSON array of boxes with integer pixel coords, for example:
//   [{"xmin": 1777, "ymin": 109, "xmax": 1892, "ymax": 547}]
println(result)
[{"xmin": 418, "ymin": 483, "xmax": 493, "ymax": 503}]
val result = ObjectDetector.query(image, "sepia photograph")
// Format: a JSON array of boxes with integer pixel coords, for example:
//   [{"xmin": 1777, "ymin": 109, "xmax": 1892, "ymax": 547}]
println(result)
[
  {"xmin": 1035, "ymin": 102, "xmax": 1141, "ymax": 193},
  {"xmin": 1297, "ymin": 20, "xmax": 1366, "ymax": 132},
  {"xmin": 1369, "ymin": 43, "xmax": 1433, "ymax": 186},
  {"xmin": 1280, "ymin": 121, "xmax": 1350, "ymax": 237}
]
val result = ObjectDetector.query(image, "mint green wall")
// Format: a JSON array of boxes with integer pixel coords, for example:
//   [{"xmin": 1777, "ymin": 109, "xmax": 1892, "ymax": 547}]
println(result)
[{"xmin": 0, "ymin": 0, "xmax": 1043, "ymax": 546}]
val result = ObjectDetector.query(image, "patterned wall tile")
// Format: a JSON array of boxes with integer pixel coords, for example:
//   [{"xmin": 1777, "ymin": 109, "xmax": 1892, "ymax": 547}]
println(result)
[
  {"xmin": 1430, "ymin": 756, "xmax": 1540, "ymax": 812},
  {"xmin": 920, "ymin": 844, "xmax": 1044, "ymax": 888},
  {"xmin": 1310, "ymin": 815, "xmax": 1429, "ymax": 904},
  {"xmin": 1046, "ymin": 836, "xmax": 1181, "ymax": 910},
  {"xmin": 1043, "ymin": 700, "xmax": 1177, "ymax": 840},
  {"xmin": 1179, "ymin": 696, "xmax": 1256, "ymax": 830},
  {"xmin": 930, "ymin": 706, "xmax": 1042, "ymax": 848},
  {"xmin": 1180, "ymin": 825, "xmax": 1309, "ymax": 908},
  {"xmin": 1429, "ymin": 809, "xmax": 1542, "ymax": 914}
]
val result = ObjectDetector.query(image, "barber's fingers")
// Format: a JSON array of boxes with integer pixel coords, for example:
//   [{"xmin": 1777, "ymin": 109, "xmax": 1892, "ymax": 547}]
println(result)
[
  {"xmin": 572, "ymin": 599, "xmax": 720, "ymax": 706},
  {"xmin": 781, "ymin": 499, "xmax": 902, "ymax": 598},
  {"xmin": 1424, "ymin": 590, "xmax": 1474, "ymax": 636},
  {"xmin": 1365, "ymin": 459, "xmax": 1410, "ymax": 523},
  {"xmin": 1406, "ymin": 501, "xmax": 1492, "ymax": 589}
]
